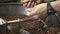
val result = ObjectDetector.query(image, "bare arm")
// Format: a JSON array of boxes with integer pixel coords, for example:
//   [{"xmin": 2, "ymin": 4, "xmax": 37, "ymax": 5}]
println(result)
[
  {"xmin": 28, "ymin": 1, "xmax": 60, "ymax": 18},
  {"xmin": 51, "ymin": 1, "xmax": 60, "ymax": 12}
]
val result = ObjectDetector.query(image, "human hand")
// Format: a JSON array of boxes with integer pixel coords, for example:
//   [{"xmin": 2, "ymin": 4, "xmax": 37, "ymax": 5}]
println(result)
[
  {"xmin": 21, "ymin": 0, "xmax": 42, "ymax": 8},
  {"xmin": 27, "ymin": 3, "xmax": 47, "ymax": 19}
]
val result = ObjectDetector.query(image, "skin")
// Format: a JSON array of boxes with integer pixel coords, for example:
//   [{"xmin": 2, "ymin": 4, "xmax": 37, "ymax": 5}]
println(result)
[
  {"xmin": 21, "ymin": 0, "xmax": 60, "ymax": 18},
  {"xmin": 57, "ymin": 0, "xmax": 60, "ymax": 1},
  {"xmin": 21, "ymin": 0, "xmax": 42, "ymax": 8},
  {"xmin": 28, "ymin": 1, "xmax": 60, "ymax": 19},
  {"xmin": 21, "ymin": 0, "xmax": 60, "ymax": 8}
]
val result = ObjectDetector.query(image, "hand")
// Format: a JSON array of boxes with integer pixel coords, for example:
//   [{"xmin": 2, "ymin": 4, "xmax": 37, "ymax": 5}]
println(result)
[
  {"xmin": 21, "ymin": 0, "xmax": 42, "ymax": 8},
  {"xmin": 28, "ymin": 3, "xmax": 47, "ymax": 19}
]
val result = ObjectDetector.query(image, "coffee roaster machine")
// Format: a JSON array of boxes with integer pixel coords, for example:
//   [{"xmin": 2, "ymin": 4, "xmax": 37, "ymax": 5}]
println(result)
[
  {"xmin": 0, "ymin": 0, "xmax": 60, "ymax": 34},
  {"xmin": 0, "ymin": 0, "xmax": 48, "ymax": 34}
]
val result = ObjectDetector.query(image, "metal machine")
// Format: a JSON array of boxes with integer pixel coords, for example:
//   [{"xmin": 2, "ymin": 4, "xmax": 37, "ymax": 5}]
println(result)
[{"xmin": 0, "ymin": 0, "xmax": 60, "ymax": 34}]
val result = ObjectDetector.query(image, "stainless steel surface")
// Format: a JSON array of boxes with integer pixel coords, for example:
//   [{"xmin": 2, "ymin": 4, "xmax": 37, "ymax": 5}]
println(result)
[
  {"xmin": 0, "ymin": 3, "xmax": 29, "ymax": 16},
  {"xmin": 0, "ymin": 17, "xmax": 38, "ymax": 25},
  {"xmin": 7, "ymin": 26, "xmax": 30, "ymax": 34},
  {"xmin": 0, "ymin": 18, "xmax": 6, "ymax": 25},
  {"xmin": 0, "ymin": 17, "xmax": 47, "ymax": 29}
]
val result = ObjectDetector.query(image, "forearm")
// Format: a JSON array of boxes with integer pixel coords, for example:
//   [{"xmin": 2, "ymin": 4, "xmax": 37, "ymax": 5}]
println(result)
[
  {"xmin": 28, "ymin": 1, "xmax": 60, "ymax": 19},
  {"xmin": 39, "ymin": 1, "xmax": 60, "ymax": 18},
  {"xmin": 51, "ymin": 1, "xmax": 60, "ymax": 12}
]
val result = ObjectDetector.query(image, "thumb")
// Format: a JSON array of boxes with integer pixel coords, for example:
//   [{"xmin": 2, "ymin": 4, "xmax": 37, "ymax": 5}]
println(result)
[
  {"xmin": 27, "ymin": 8, "xmax": 32, "ymax": 12},
  {"xmin": 32, "ymin": 15, "xmax": 39, "ymax": 19}
]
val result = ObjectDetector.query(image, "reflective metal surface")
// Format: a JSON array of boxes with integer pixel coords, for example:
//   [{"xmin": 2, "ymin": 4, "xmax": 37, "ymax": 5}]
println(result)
[
  {"xmin": 0, "ymin": 3, "xmax": 29, "ymax": 16},
  {"xmin": 7, "ymin": 26, "xmax": 30, "ymax": 34}
]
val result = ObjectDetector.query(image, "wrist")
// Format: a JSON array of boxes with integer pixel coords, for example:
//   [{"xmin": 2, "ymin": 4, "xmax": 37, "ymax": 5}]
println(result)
[
  {"xmin": 43, "ymin": 3, "xmax": 48, "ymax": 19},
  {"xmin": 39, "ymin": 3, "xmax": 47, "ymax": 19}
]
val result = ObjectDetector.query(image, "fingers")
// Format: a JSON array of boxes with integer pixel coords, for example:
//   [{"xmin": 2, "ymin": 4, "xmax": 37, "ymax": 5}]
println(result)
[
  {"xmin": 34, "ymin": 2, "xmax": 37, "ymax": 7},
  {"xmin": 29, "ymin": 11, "xmax": 37, "ymax": 16},
  {"xmin": 23, "ymin": 1, "xmax": 37, "ymax": 8},
  {"xmin": 30, "ymin": 1, "xmax": 36, "ymax": 7},
  {"xmin": 32, "ymin": 15, "xmax": 39, "ymax": 19},
  {"xmin": 27, "ymin": 8, "xmax": 32, "ymax": 12},
  {"xmin": 28, "ymin": 9, "xmax": 37, "ymax": 16},
  {"xmin": 27, "ymin": 1, "xmax": 32, "ymax": 8},
  {"xmin": 27, "ymin": 8, "xmax": 39, "ymax": 18},
  {"xmin": 23, "ymin": 3, "xmax": 28, "ymax": 7},
  {"xmin": 22, "ymin": 0, "xmax": 42, "ymax": 8},
  {"xmin": 27, "ymin": 8, "xmax": 39, "ymax": 19},
  {"xmin": 27, "ymin": 5, "xmax": 41, "ymax": 16}
]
